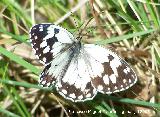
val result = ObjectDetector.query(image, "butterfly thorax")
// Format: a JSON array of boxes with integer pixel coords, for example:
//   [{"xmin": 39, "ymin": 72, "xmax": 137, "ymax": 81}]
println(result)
[{"xmin": 69, "ymin": 41, "xmax": 81, "ymax": 55}]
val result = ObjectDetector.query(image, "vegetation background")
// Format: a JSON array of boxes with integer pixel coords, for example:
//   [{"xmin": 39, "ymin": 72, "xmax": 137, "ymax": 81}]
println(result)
[{"xmin": 0, "ymin": 0, "xmax": 160, "ymax": 117}]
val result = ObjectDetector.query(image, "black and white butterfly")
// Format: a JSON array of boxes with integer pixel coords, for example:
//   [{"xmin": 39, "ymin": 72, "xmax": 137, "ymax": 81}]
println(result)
[{"xmin": 29, "ymin": 23, "xmax": 137, "ymax": 102}]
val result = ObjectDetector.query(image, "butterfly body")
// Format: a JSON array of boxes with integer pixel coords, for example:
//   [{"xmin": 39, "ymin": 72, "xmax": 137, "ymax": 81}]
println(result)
[{"xmin": 29, "ymin": 23, "xmax": 137, "ymax": 102}]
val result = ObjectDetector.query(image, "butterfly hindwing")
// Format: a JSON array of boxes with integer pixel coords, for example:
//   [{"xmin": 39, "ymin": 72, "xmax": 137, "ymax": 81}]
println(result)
[{"xmin": 56, "ymin": 53, "xmax": 97, "ymax": 102}]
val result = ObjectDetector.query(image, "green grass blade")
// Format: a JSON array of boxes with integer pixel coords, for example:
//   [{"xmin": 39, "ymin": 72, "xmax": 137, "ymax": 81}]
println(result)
[
  {"xmin": 0, "ymin": 29, "xmax": 28, "ymax": 43},
  {"xmin": 108, "ymin": 0, "xmax": 141, "ymax": 31},
  {"xmin": 95, "ymin": 29, "xmax": 155, "ymax": 45},
  {"xmin": 95, "ymin": 101, "xmax": 118, "ymax": 117},
  {"xmin": 137, "ymin": 3, "xmax": 150, "ymax": 28},
  {"xmin": 0, "ymin": 107, "xmax": 20, "ymax": 117},
  {"xmin": 102, "ymin": 95, "xmax": 160, "ymax": 109},
  {"xmin": 0, "ymin": 46, "xmax": 40, "ymax": 75},
  {"xmin": 3, "ymin": 85, "xmax": 26, "ymax": 117},
  {"xmin": 95, "ymin": 106, "xmax": 116, "ymax": 117},
  {"xmin": 1, "ymin": 63, "xmax": 27, "ymax": 117},
  {"xmin": 146, "ymin": 0, "xmax": 159, "ymax": 27},
  {"xmin": 1, "ymin": 0, "xmax": 32, "ymax": 27},
  {"xmin": 12, "ymin": 88, "xmax": 31, "ymax": 117},
  {"xmin": 0, "ymin": 79, "xmax": 52, "ymax": 91}
]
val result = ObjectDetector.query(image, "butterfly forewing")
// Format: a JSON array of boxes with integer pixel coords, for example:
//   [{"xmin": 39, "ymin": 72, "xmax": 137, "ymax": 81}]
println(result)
[
  {"xmin": 39, "ymin": 63, "xmax": 56, "ymax": 87},
  {"xmin": 30, "ymin": 23, "xmax": 76, "ymax": 87},
  {"xmin": 29, "ymin": 23, "xmax": 74, "ymax": 65},
  {"xmin": 39, "ymin": 43, "xmax": 75, "ymax": 87}
]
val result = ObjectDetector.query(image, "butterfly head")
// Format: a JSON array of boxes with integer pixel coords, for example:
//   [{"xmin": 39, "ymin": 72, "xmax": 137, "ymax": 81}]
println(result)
[{"xmin": 76, "ymin": 36, "xmax": 82, "ymax": 41}]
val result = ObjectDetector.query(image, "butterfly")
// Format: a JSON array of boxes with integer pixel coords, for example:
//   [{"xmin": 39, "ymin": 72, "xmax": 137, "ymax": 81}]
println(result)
[{"xmin": 29, "ymin": 23, "xmax": 137, "ymax": 102}]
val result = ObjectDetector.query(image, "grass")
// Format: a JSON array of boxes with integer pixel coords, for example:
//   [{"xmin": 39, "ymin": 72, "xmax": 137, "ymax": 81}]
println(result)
[{"xmin": 0, "ymin": 0, "xmax": 160, "ymax": 117}]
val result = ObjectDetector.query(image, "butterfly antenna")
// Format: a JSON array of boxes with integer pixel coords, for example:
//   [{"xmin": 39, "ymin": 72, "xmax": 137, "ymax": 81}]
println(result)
[
  {"xmin": 71, "ymin": 11, "xmax": 80, "ymax": 33},
  {"xmin": 77, "ymin": 17, "xmax": 93, "ymax": 41},
  {"xmin": 71, "ymin": 12, "xmax": 93, "ymax": 41},
  {"xmin": 71, "ymin": 12, "xmax": 95, "ymax": 42}
]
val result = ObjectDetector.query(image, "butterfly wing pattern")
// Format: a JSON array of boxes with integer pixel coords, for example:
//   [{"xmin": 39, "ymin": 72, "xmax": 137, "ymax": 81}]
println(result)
[
  {"xmin": 30, "ymin": 23, "xmax": 75, "ymax": 87},
  {"xmin": 29, "ymin": 23, "xmax": 137, "ymax": 102}
]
